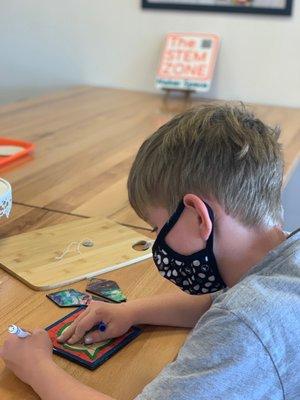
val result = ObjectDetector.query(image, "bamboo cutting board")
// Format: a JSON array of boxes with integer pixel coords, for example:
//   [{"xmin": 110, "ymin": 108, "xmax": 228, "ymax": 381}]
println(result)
[{"xmin": 0, "ymin": 217, "xmax": 153, "ymax": 290}]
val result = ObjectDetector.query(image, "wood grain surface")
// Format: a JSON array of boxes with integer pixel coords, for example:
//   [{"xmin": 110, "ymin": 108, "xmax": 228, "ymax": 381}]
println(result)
[
  {"xmin": 1, "ymin": 86, "xmax": 299, "ymax": 227},
  {"xmin": 0, "ymin": 216, "xmax": 153, "ymax": 290},
  {"xmin": 0, "ymin": 87, "xmax": 299, "ymax": 399}
]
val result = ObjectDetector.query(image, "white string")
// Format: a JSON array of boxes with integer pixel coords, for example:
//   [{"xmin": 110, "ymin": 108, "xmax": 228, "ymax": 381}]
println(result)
[{"xmin": 55, "ymin": 238, "xmax": 94, "ymax": 261}]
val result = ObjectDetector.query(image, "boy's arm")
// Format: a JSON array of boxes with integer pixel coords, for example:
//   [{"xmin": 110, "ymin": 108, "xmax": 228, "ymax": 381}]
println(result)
[
  {"xmin": 127, "ymin": 291, "xmax": 212, "ymax": 328},
  {"xmin": 31, "ymin": 290, "xmax": 211, "ymax": 400},
  {"xmin": 58, "ymin": 291, "xmax": 212, "ymax": 347},
  {"xmin": 0, "ymin": 331, "xmax": 114, "ymax": 400},
  {"xmin": 0, "ymin": 292, "xmax": 212, "ymax": 400},
  {"xmin": 32, "ymin": 359, "xmax": 114, "ymax": 400},
  {"xmin": 33, "ymin": 293, "xmax": 210, "ymax": 399}
]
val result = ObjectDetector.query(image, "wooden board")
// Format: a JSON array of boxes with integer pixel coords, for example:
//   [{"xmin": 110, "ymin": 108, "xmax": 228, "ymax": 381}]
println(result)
[{"xmin": 0, "ymin": 217, "xmax": 153, "ymax": 290}]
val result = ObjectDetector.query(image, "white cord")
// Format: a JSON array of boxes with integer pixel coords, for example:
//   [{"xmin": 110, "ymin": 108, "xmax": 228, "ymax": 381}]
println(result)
[{"xmin": 55, "ymin": 238, "xmax": 94, "ymax": 261}]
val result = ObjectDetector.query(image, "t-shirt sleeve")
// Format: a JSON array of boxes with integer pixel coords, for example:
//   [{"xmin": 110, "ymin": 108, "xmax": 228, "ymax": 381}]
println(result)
[{"xmin": 135, "ymin": 307, "xmax": 283, "ymax": 400}]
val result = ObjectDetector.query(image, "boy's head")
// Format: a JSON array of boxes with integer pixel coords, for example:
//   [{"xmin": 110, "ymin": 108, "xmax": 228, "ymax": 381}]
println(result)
[{"xmin": 127, "ymin": 103, "xmax": 284, "ymax": 229}]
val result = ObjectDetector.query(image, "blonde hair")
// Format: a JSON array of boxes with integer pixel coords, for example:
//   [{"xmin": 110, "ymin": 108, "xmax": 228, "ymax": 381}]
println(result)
[{"xmin": 127, "ymin": 103, "xmax": 284, "ymax": 227}]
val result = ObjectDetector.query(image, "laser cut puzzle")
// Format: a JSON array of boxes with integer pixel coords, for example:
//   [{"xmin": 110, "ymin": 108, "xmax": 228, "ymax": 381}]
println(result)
[{"xmin": 46, "ymin": 307, "xmax": 142, "ymax": 369}]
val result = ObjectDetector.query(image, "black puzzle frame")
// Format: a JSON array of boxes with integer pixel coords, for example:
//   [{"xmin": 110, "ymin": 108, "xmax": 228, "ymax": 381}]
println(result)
[{"xmin": 142, "ymin": 0, "xmax": 293, "ymax": 16}]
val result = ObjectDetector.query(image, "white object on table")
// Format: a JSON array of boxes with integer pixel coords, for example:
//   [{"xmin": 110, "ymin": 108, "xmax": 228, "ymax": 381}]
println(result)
[
  {"xmin": 8, "ymin": 324, "xmax": 31, "ymax": 338},
  {"xmin": 0, "ymin": 178, "xmax": 12, "ymax": 218}
]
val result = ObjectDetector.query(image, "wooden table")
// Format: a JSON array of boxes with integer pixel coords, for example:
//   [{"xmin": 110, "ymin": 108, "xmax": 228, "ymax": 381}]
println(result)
[
  {"xmin": 0, "ymin": 205, "xmax": 188, "ymax": 400},
  {"xmin": 1, "ymin": 87, "xmax": 299, "ymax": 225},
  {"xmin": 0, "ymin": 87, "xmax": 299, "ymax": 399}
]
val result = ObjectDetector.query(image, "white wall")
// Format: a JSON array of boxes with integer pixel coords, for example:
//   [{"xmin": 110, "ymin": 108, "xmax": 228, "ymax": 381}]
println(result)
[{"xmin": 0, "ymin": 0, "xmax": 299, "ymax": 107}]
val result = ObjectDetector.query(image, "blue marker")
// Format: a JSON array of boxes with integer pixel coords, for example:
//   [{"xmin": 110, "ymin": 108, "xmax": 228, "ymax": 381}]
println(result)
[
  {"xmin": 98, "ymin": 321, "xmax": 107, "ymax": 332},
  {"xmin": 8, "ymin": 324, "xmax": 31, "ymax": 338}
]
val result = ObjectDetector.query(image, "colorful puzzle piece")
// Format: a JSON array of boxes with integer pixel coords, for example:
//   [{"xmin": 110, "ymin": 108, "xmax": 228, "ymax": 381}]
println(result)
[
  {"xmin": 86, "ymin": 278, "xmax": 127, "ymax": 303},
  {"xmin": 46, "ymin": 307, "xmax": 141, "ymax": 369},
  {"xmin": 47, "ymin": 289, "xmax": 92, "ymax": 307}
]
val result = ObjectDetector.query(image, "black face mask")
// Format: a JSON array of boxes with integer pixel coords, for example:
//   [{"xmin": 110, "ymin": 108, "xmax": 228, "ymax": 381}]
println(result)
[{"xmin": 152, "ymin": 201, "xmax": 226, "ymax": 295}]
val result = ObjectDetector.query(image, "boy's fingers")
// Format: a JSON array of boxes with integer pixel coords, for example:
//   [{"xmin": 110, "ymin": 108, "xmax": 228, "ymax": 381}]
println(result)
[
  {"xmin": 57, "ymin": 310, "xmax": 89, "ymax": 342},
  {"xmin": 84, "ymin": 330, "xmax": 110, "ymax": 344},
  {"xmin": 57, "ymin": 323, "xmax": 77, "ymax": 343},
  {"xmin": 66, "ymin": 313, "xmax": 100, "ymax": 344}
]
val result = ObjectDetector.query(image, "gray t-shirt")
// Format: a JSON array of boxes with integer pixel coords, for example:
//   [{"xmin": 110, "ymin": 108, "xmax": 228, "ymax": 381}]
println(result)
[{"xmin": 136, "ymin": 230, "xmax": 300, "ymax": 400}]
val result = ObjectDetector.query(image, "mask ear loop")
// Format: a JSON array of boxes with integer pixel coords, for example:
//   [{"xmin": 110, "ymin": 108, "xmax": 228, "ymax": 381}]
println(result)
[
  {"xmin": 203, "ymin": 201, "xmax": 215, "ymax": 251},
  {"xmin": 155, "ymin": 200, "xmax": 186, "ymax": 241},
  {"xmin": 156, "ymin": 200, "xmax": 215, "ymax": 249}
]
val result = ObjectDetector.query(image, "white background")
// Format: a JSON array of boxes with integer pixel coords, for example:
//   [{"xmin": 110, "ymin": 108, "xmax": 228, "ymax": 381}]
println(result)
[{"xmin": 0, "ymin": 0, "xmax": 299, "ymax": 107}]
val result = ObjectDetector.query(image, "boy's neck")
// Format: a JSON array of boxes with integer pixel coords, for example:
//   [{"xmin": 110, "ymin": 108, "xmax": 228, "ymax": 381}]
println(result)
[{"xmin": 214, "ymin": 215, "xmax": 286, "ymax": 287}]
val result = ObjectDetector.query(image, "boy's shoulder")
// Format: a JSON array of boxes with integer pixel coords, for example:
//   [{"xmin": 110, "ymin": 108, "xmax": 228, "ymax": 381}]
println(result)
[
  {"xmin": 212, "ymin": 229, "xmax": 300, "ymax": 315},
  {"xmin": 197, "ymin": 230, "xmax": 300, "ymax": 395},
  {"xmin": 213, "ymin": 230, "xmax": 300, "ymax": 304},
  {"xmin": 209, "ymin": 230, "xmax": 300, "ymax": 360}
]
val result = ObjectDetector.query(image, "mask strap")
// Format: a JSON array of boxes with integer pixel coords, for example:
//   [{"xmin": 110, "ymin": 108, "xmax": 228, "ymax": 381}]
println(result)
[
  {"xmin": 156, "ymin": 200, "xmax": 185, "ymax": 239},
  {"xmin": 204, "ymin": 202, "xmax": 215, "ymax": 251},
  {"xmin": 156, "ymin": 200, "xmax": 215, "ymax": 251}
]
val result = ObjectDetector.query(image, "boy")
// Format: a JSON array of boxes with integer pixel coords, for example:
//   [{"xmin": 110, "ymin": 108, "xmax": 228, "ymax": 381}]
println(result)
[{"xmin": 1, "ymin": 104, "xmax": 299, "ymax": 399}]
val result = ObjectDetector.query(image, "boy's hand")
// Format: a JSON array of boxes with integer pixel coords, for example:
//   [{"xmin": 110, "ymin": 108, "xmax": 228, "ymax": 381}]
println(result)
[
  {"xmin": 0, "ymin": 329, "xmax": 53, "ymax": 385},
  {"xmin": 57, "ymin": 301, "xmax": 134, "ymax": 345}
]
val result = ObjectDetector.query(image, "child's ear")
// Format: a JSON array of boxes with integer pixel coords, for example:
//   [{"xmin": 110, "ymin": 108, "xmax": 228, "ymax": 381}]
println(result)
[{"xmin": 183, "ymin": 194, "xmax": 213, "ymax": 241}]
